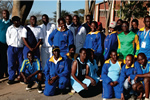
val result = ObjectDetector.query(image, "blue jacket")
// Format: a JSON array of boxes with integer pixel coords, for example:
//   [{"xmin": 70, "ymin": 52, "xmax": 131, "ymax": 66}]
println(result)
[
  {"xmin": 119, "ymin": 61, "xmax": 142, "ymax": 93},
  {"xmin": 84, "ymin": 31, "xmax": 103, "ymax": 56},
  {"xmin": 44, "ymin": 56, "xmax": 69, "ymax": 81},
  {"xmin": 104, "ymin": 31, "xmax": 118, "ymax": 60},
  {"xmin": 48, "ymin": 28, "xmax": 74, "ymax": 53},
  {"xmin": 101, "ymin": 59, "xmax": 123, "ymax": 84}
]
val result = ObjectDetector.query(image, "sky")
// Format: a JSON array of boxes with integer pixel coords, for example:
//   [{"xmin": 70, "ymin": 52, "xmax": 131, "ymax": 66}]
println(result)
[{"xmin": 29, "ymin": 0, "xmax": 102, "ymax": 20}]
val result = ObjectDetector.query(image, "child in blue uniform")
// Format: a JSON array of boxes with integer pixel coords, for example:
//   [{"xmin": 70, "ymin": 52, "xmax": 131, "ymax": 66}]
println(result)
[
  {"xmin": 133, "ymin": 53, "xmax": 150, "ymax": 100},
  {"xmin": 101, "ymin": 50, "xmax": 123, "ymax": 99},
  {"xmin": 119, "ymin": 54, "xmax": 142, "ymax": 100},
  {"xmin": 44, "ymin": 46, "xmax": 69, "ymax": 96},
  {"xmin": 19, "ymin": 51, "xmax": 43, "ymax": 93},
  {"xmin": 48, "ymin": 18, "xmax": 74, "ymax": 57}
]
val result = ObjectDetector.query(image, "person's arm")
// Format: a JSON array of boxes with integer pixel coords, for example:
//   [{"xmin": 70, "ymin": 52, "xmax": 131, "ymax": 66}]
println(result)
[
  {"xmin": 6, "ymin": 27, "xmax": 10, "ymax": 45},
  {"xmin": 22, "ymin": 38, "xmax": 34, "ymax": 51},
  {"xmin": 81, "ymin": 27, "xmax": 87, "ymax": 46},
  {"xmin": 101, "ymin": 63, "xmax": 112, "ymax": 84},
  {"xmin": 48, "ymin": 29, "xmax": 57, "ymax": 46},
  {"xmin": 85, "ymin": 64, "xmax": 96, "ymax": 86},
  {"xmin": 68, "ymin": 30, "xmax": 74, "ymax": 46},
  {"xmin": 44, "ymin": 59, "xmax": 50, "ymax": 81},
  {"xmin": 71, "ymin": 60, "xmax": 88, "ymax": 90},
  {"xmin": 134, "ymin": 34, "xmax": 140, "ymax": 58},
  {"xmin": 34, "ymin": 39, "xmax": 42, "ymax": 50},
  {"xmin": 27, "ymin": 70, "xmax": 41, "ymax": 80},
  {"xmin": 95, "ymin": 33, "xmax": 102, "ymax": 56}
]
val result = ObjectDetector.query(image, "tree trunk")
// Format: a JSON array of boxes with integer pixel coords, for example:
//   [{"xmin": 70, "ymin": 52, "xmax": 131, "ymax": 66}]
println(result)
[{"xmin": 12, "ymin": 0, "xmax": 33, "ymax": 25}]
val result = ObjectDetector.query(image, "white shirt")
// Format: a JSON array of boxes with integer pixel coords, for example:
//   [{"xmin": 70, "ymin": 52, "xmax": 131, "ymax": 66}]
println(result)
[
  {"xmin": 6, "ymin": 25, "xmax": 27, "ymax": 48},
  {"xmin": 53, "ymin": 56, "xmax": 60, "ymax": 64},
  {"xmin": 26, "ymin": 25, "xmax": 43, "ymax": 42},
  {"xmin": 66, "ymin": 23, "xmax": 72, "ymax": 30},
  {"xmin": 70, "ymin": 26, "xmax": 86, "ymax": 53},
  {"xmin": 40, "ymin": 23, "xmax": 56, "ymax": 47}
]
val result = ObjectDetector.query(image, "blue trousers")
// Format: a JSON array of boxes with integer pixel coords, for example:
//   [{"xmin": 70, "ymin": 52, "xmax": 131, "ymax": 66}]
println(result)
[
  {"xmin": 7, "ymin": 46, "xmax": 23, "ymax": 81},
  {"xmin": 23, "ymin": 46, "xmax": 40, "ymax": 59},
  {"xmin": 102, "ymin": 81, "xmax": 121, "ymax": 99},
  {"xmin": 44, "ymin": 77, "xmax": 69, "ymax": 96}
]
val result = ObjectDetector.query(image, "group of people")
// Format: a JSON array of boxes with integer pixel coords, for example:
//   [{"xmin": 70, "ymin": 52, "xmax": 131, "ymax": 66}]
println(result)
[{"xmin": 0, "ymin": 9, "xmax": 150, "ymax": 100}]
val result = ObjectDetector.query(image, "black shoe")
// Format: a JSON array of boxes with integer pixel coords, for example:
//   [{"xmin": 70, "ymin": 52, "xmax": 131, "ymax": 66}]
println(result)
[
  {"xmin": 37, "ymin": 83, "xmax": 42, "ymax": 93},
  {"xmin": 26, "ymin": 82, "xmax": 34, "ymax": 91},
  {"xmin": 61, "ymin": 89, "xmax": 68, "ymax": 95},
  {"xmin": 7, "ymin": 80, "xmax": 14, "ymax": 85}
]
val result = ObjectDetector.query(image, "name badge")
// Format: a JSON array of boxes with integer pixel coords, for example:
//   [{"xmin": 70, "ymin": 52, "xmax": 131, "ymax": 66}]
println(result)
[{"xmin": 141, "ymin": 41, "xmax": 146, "ymax": 48}]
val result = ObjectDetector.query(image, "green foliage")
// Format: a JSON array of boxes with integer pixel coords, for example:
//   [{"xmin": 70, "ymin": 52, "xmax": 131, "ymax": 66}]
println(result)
[{"xmin": 118, "ymin": 1, "xmax": 148, "ymax": 21}]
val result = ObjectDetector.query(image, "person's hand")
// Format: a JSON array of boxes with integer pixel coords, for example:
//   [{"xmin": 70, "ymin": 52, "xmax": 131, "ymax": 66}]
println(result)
[
  {"xmin": 90, "ymin": 78, "xmax": 96, "ymax": 86},
  {"xmin": 29, "ymin": 48, "xmax": 34, "ymax": 52},
  {"xmin": 48, "ymin": 78, "xmax": 53, "ymax": 85},
  {"xmin": 110, "ymin": 82, "xmax": 114, "ymax": 86},
  {"xmin": 27, "ymin": 76, "xmax": 32, "ymax": 81},
  {"xmin": 23, "ymin": 78, "xmax": 27, "ymax": 83},
  {"xmin": 113, "ymin": 81, "xmax": 118, "ymax": 86},
  {"xmin": 121, "ymin": 93, "xmax": 125, "ymax": 100},
  {"xmin": 134, "ymin": 75, "xmax": 138, "ymax": 83},
  {"xmin": 128, "ymin": 76, "xmax": 131, "ymax": 84},
  {"xmin": 81, "ymin": 83, "xmax": 88, "ymax": 90}
]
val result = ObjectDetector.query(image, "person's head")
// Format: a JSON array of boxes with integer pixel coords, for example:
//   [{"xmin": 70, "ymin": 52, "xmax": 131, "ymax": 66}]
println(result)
[
  {"xmin": 122, "ymin": 21, "xmax": 129, "ymax": 32},
  {"xmin": 110, "ymin": 50, "xmax": 117, "ymax": 61},
  {"xmin": 137, "ymin": 53, "xmax": 147, "ymax": 66},
  {"xmin": 27, "ymin": 51, "xmax": 34, "ymax": 62},
  {"xmin": 69, "ymin": 44, "xmax": 76, "ymax": 56},
  {"xmin": 52, "ymin": 46, "xmax": 60, "ymax": 58},
  {"xmin": 116, "ymin": 19, "xmax": 123, "ymax": 31},
  {"xmin": 12, "ymin": 16, "xmax": 20, "ymax": 27},
  {"xmin": 30, "ymin": 16, "xmax": 37, "ymax": 26},
  {"xmin": 86, "ymin": 49, "xmax": 94, "ymax": 61},
  {"xmin": 125, "ymin": 54, "xmax": 134, "ymax": 67},
  {"xmin": 72, "ymin": 15, "xmax": 80, "ymax": 26},
  {"xmin": 42, "ymin": 14, "xmax": 49, "ymax": 25},
  {"xmin": 91, "ymin": 21, "xmax": 98, "ymax": 32},
  {"xmin": 131, "ymin": 19, "xmax": 139, "ymax": 30},
  {"xmin": 109, "ymin": 21, "xmax": 116, "ymax": 33},
  {"xmin": 58, "ymin": 18, "xmax": 66, "ymax": 29},
  {"xmin": 65, "ymin": 15, "xmax": 72, "ymax": 25},
  {"xmin": 86, "ymin": 15, "xmax": 92, "ymax": 25},
  {"xmin": 97, "ymin": 22, "xmax": 103, "ymax": 31},
  {"xmin": 79, "ymin": 48, "xmax": 86, "ymax": 60},
  {"xmin": 144, "ymin": 16, "xmax": 150, "ymax": 29},
  {"xmin": 2, "ymin": 10, "xmax": 9, "ymax": 20}
]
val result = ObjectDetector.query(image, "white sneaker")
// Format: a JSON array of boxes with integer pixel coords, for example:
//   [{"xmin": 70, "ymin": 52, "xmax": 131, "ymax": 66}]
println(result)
[
  {"xmin": 103, "ymin": 98, "xmax": 106, "ymax": 100},
  {"xmin": 71, "ymin": 89, "xmax": 75, "ymax": 94},
  {"xmin": 26, "ymin": 87, "xmax": 31, "ymax": 91},
  {"xmin": 38, "ymin": 90, "xmax": 43, "ymax": 94}
]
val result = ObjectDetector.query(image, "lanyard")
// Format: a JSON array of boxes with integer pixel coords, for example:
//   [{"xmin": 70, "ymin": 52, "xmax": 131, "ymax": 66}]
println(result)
[{"xmin": 143, "ymin": 29, "xmax": 150, "ymax": 41}]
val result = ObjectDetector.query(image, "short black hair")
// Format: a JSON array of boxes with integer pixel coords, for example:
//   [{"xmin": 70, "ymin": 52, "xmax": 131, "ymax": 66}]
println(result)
[
  {"xmin": 131, "ymin": 19, "xmax": 139, "ymax": 25},
  {"xmin": 86, "ymin": 15, "xmax": 93, "ymax": 20},
  {"xmin": 69, "ymin": 44, "xmax": 76, "ymax": 50},
  {"xmin": 79, "ymin": 48, "xmax": 86, "ymax": 53},
  {"xmin": 91, "ymin": 21, "xmax": 98, "ymax": 28},
  {"xmin": 42, "ymin": 14, "xmax": 49, "ymax": 19},
  {"xmin": 12, "ymin": 16, "xmax": 20, "ymax": 22},
  {"xmin": 117, "ymin": 19, "xmax": 123, "ymax": 24},
  {"xmin": 122, "ymin": 21, "xmax": 129, "ymax": 27},
  {"xmin": 144, "ymin": 16, "xmax": 150, "ymax": 22},
  {"xmin": 66, "ymin": 15, "xmax": 72, "ymax": 21},
  {"xmin": 30, "ymin": 15, "xmax": 37, "ymax": 22},
  {"xmin": 109, "ymin": 49, "xmax": 117, "ymax": 55},
  {"xmin": 3, "ymin": 10, "xmax": 9, "ymax": 17},
  {"xmin": 58, "ymin": 17, "xmax": 66, "ymax": 25},
  {"xmin": 27, "ymin": 51, "xmax": 34, "ymax": 57},
  {"xmin": 127, "ymin": 54, "xmax": 134, "ymax": 60},
  {"xmin": 73, "ymin": 15, "xmax": 80, "ymax": 21},
  {"xmin": 137, "ymin": 53, "xmax": 146, "ymax": 58}
]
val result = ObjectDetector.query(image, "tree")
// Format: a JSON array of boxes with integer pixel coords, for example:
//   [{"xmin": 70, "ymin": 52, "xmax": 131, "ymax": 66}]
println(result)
[
  {"xmin": 0, "ymin": 0, "xmax": 13, "ymax": 19},
  {"xmin": 53, "ymin": 10, "xmax": 71, "ymax": 23},
  {"xmin": 118, "ymin": 1, "xmax": 148, "ymax": 22}
]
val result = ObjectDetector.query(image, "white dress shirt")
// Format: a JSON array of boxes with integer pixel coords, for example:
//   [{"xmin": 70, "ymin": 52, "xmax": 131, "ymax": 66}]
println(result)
[
  {"xmin": 40, "ymin": 23, "xmax": 56, "ymax": 47},
  {"xmin": 27, "ymin": 25, "xmax": 43, "ymax": 42},
  {"xmin": 6, "ymin": 25, "xmax": 27, "ymax": 48}
]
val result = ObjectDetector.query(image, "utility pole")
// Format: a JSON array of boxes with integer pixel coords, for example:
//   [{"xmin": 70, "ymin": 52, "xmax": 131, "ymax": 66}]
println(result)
[
  {"xmin": 56, "ymin": 0, "xmax": 61, "ymax": 27},
  {"xmin": 120, "ymin": 0, "xmax": 122, "ymax": 19}
]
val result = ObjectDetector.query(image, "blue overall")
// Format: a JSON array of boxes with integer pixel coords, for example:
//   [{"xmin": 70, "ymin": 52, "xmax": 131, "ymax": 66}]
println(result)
[
  {"xmin": 101, "ymin": 59, "xmax": 123, "ymax": 99},
  {"xmin": 7, "ymin": 46, "xmax": 23, "ymax": 81},
  {"xmin": 43, "ymin": 56, "xmax": 69, "ymax": 96},
  {"xmin": 48, "ymin": 29, "xmax": 74, "ymax": 57}
]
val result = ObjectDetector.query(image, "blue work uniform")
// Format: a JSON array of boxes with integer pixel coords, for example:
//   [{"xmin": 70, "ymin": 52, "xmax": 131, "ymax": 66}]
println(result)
[
  {"xmin": 138, "ymin": 27, "xmax": 150, "ymax": 60},
  {"xmin": 104, "ymin": 31, "xmax": 118, "ymax": 60},
  {"xmin": 87, "ymin": 59, "xmax": 100, "ymax": 84},
  {"xmin": 20, "ymin": 58, "xmax": 42, "ymax": 81},
  {"xmin": 48, "ymin": 28, "xmax": 74, "ymax": 57},
  {"xmin": 119, "ymin": 61, "xmax": 142, "ymax": 93},
  {"xmin": 84, "ymin": 31, "xmax": 103, "ymax": 56},
  {"xmin": 43, "ymin": 56, "xmax": 69, "ymax": 96},
  {"xmin": 101, "ymin": 59, "xmax": 123, "ymax": 99}
]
